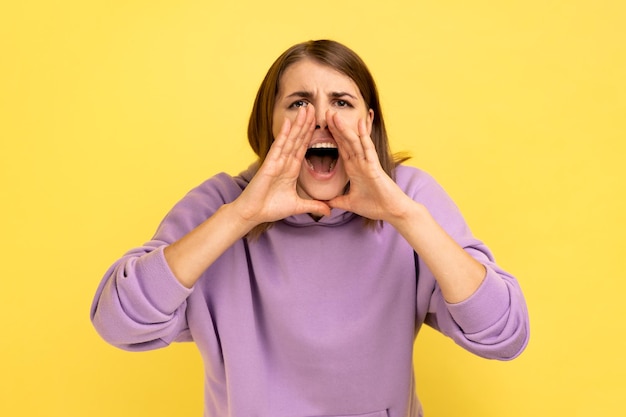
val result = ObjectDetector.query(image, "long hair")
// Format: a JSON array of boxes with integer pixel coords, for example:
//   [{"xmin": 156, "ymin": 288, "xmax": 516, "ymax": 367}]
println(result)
[{"xmin": 247, "ymin": 40, "xmax": 407, "ymax": 238}]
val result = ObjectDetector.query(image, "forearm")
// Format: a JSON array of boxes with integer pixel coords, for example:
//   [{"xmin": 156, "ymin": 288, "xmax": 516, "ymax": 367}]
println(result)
[
  {"xmin": 388, "ymin": 197, "xmax": 486, "ymax": 303},
  {"xmin": 164, "ymin": 202, "xmax": 256, "ymax": 288}
]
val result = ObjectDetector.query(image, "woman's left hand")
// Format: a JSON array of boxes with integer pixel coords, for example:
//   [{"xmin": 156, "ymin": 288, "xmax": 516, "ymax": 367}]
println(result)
[
  {"xmin": 326, "ymin": 111, "xmax": 412, "ymax": 223},
  {"xmin": 327, "ymin": 111, "xmax": 486, "ymax": 303}
]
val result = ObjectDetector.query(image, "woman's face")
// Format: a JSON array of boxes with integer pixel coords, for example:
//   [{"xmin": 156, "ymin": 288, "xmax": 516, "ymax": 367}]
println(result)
[{"xmin": 272, "ymin": 59, "xmax": 374, "ymax": 202}]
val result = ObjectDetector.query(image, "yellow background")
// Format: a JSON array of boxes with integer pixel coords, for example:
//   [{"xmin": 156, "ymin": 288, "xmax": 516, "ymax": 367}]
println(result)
[{"xmin": 2, "ymin": 0, "xmax": 625, "ymax": 416}]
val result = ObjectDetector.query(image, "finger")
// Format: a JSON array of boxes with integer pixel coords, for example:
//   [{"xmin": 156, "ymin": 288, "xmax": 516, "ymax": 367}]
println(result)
[
  {"xmin": 327, "ymin": 194, "xmax": 351, "ymax": 212},
  {"xmin": 281, "ymin": 106, "xmax": 314, "ymax": 178},
  {"xmin": 279, "ymin": 106, "xmax": 308, "ymax": 157},
  {"xmin": 291, "ymin": 105, "xmax": 316, "ymax": 159},
  {"xmin": 297, "ymin": 199, "xmax": 332, "ymax": 218},
  {"xmin": 357, "ymin": 118, "xmax": 378, "ymax": 161},
  {"xmin": 328, "ymin": 111, "xmax": 364, "ymax": 161},
  {"xmin": 258, "ymin": 122, "xmax": 293, "ymax": 179},
  {"xmin": 266, "ymin": 106, "xmax": 314, "ymax": 172},
  {"xmin": 266, "ymin": 116, "xmax": 292, "ymax": 159},
  {"xmin": 327, "ymin": 111, "xmax": 353, "ymax": 160}
]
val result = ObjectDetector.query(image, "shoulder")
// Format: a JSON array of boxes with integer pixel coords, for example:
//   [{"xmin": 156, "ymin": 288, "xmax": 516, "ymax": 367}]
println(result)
[
  {"xmin": 152, "ymin": 165, "xmax": 255, "ymax": 242},
  {"xmin": 394, "ymin": 164, "xmax": 431, "ymax": 184},
  {"xmin": 394, "ymin": 164, "xmax": 464, "ymax": 224},
  {"xmin": 394, "ymin": 165, "xmax": 446, "ymax": 199},
  {"xmin": 180, "ymin": 163, "xmax": 257, "ymax": 208}
]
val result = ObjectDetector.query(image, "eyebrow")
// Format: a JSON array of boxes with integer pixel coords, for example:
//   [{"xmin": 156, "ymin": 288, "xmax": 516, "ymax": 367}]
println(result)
[{"xmin": 284, "ymin": 91, "xmax": 358, "ymax": 100}]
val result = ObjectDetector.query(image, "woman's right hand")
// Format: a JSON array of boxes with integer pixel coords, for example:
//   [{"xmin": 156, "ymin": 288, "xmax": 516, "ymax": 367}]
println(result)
[
  {"xmin": 165, "ymin": 105, "xmax": 331, "ymax": 288},
  {"xmin": 231, "ymin": 105, "xmax": 331, "ymax": 227}
]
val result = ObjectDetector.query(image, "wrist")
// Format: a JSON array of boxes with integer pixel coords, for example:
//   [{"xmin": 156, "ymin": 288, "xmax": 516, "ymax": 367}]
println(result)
[
  {"xmin": 222, "ymin": 200, "xmax": 263, "ymax": 233},
  {"xmin": 385, "ymin": 194, "xmax": 426, "ymax": 228}
]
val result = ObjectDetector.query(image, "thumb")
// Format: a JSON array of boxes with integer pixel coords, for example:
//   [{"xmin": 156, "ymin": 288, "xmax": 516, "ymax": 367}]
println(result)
[
  {"xmin": 327, "ymin": 195, "xmax": 351, "ymax": 212},
  {"xmin": 298, "ymin": 199, "xmax": 332, "ymax": 217}
]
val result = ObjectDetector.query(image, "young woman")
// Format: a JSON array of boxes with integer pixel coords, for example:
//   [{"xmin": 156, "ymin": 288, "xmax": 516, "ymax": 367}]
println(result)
[{"xmin": 91, "ymin": 39, "xmax": 529, "ymax": 417}]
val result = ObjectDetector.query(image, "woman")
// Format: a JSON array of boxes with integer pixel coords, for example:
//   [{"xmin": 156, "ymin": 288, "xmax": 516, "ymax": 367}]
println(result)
[{"xmin": 91, "ymin": 39, "xmax": 529, "ymax": 417}]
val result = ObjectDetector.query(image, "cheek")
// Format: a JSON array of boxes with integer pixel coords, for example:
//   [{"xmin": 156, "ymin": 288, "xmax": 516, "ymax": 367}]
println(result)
[
  {"xmin": 271, "ymin": 113, "xmax": 281, "ymax": 139},
  {"xmin": 346, "ymin": 115, "xmax": 362, "ymax": 132},
  {"xmin": 272, "ymin": 110, "xmax": 293, "ymax": 139}
]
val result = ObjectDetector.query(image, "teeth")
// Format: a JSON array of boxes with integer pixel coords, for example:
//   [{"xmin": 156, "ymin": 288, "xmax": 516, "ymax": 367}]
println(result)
[
  {"xmin": 305, "ymin": 154, "xmax": 337, "ymax": 171},
  {"xmin": 309, "ymin": 142, "xmax": 337, "ymax": 149}
]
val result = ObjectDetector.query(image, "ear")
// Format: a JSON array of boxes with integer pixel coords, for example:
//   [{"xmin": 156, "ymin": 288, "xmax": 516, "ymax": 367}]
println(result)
[{"xmin": 366, "ymin": 109, "xmax": 374, "ymax": 135}]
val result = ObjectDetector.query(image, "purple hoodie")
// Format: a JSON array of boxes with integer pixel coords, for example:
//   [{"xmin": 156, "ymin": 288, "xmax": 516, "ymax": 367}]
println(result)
[{"xmin": 91, "ymin": 164, "xmax": 529, "ymax": 417}]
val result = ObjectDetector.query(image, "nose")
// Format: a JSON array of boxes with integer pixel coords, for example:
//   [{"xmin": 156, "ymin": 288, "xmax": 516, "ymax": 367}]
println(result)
[{"xmin": 314, "ymin": 106, "xmax": 327, "ymax": 130}]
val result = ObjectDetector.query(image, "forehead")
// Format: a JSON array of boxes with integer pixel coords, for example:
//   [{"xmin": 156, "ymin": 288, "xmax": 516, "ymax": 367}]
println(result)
[{"xmin": 277, "ymin": 59, "xmax": 360, "ymax": 96}]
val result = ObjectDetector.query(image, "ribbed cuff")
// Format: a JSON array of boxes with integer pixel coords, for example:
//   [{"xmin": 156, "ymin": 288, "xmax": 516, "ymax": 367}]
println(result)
[
  {"xmin": 445, "ymin": 267, "xmax": 510, "ymax": 334},
  {"xmin": 134, "ymin": 246, "xmax": 194, "ymax": 314}
]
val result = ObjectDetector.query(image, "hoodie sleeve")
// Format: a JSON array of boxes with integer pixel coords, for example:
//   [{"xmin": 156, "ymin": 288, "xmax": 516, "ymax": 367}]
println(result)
[
  {"xmin": 399, "ymin": 166, "xmax": 530, "ymax": 360},
  {"xmin": 90, "ymin": 172, "xmax": 247, "ymax": 351},
  {"xmin": 90, "ymin": 245, "xmax": 193, "ymax": 351},
  {"xmin": 422, "ymin": 248, "xmax": 530, "ymax": 360}
]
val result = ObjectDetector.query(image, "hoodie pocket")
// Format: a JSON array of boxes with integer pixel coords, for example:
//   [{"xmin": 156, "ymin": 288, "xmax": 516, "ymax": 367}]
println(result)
[{"xmin": 309, "ymin": 410, "xmax": 389, "ymax": 417}]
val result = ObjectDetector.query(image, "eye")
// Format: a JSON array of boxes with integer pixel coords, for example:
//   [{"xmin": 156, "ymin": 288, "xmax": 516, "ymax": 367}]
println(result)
[
  {"xmin": 334, "ymin": 99, "xmax": 353, "ymax": 108},
  {"xmin": 289, "ymin": 100, "xmax": 309, "ymax": 108}
]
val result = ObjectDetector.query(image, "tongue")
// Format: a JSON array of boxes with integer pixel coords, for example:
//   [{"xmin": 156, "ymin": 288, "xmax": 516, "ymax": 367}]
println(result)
[{"xmin": 308, "ymin": 155, "xmax": 334, "ymax": 173}]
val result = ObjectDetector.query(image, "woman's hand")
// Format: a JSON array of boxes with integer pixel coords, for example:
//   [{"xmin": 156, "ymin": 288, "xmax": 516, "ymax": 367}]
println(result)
[
  {"xmin": 231, "ymin": 105, "xmax": 332, "ymax": 227},
  {"xmin": 165, "ymin": 105, "xmax": 330, "ymax": 288},
  {"xmin": 326, "ymin": 111, "xmax": 486, "ymax": 303},
  {"xmin": 326, "ymin": 111, "xmax": 412, "ymax": 223}
]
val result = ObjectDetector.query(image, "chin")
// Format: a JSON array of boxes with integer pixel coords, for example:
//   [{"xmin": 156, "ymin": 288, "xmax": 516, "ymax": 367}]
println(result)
[{"xmin": 297, "ymin": 180, "xmax": 349, "ymax": 202}]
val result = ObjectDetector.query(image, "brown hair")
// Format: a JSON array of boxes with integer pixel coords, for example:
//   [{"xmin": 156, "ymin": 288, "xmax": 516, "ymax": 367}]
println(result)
[{"xmin": 247, "ymin": 40, "xmax": 407, "ymax": 237}]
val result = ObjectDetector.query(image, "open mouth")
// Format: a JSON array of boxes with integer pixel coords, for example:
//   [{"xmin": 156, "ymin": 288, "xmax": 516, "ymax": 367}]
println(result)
[{"xmin": 305, "ymin": 142, "xmax": 339, "ymax": 173}]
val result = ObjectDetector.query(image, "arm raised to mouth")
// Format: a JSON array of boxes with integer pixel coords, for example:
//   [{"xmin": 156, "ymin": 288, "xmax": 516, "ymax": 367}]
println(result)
[
  {"xmin": 327, "ymin": 112, "xmax": 485, "ymax": 304},
  {"xmin": 165, "ymin": 106, "xmax": 331, "ymax": 288}
]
